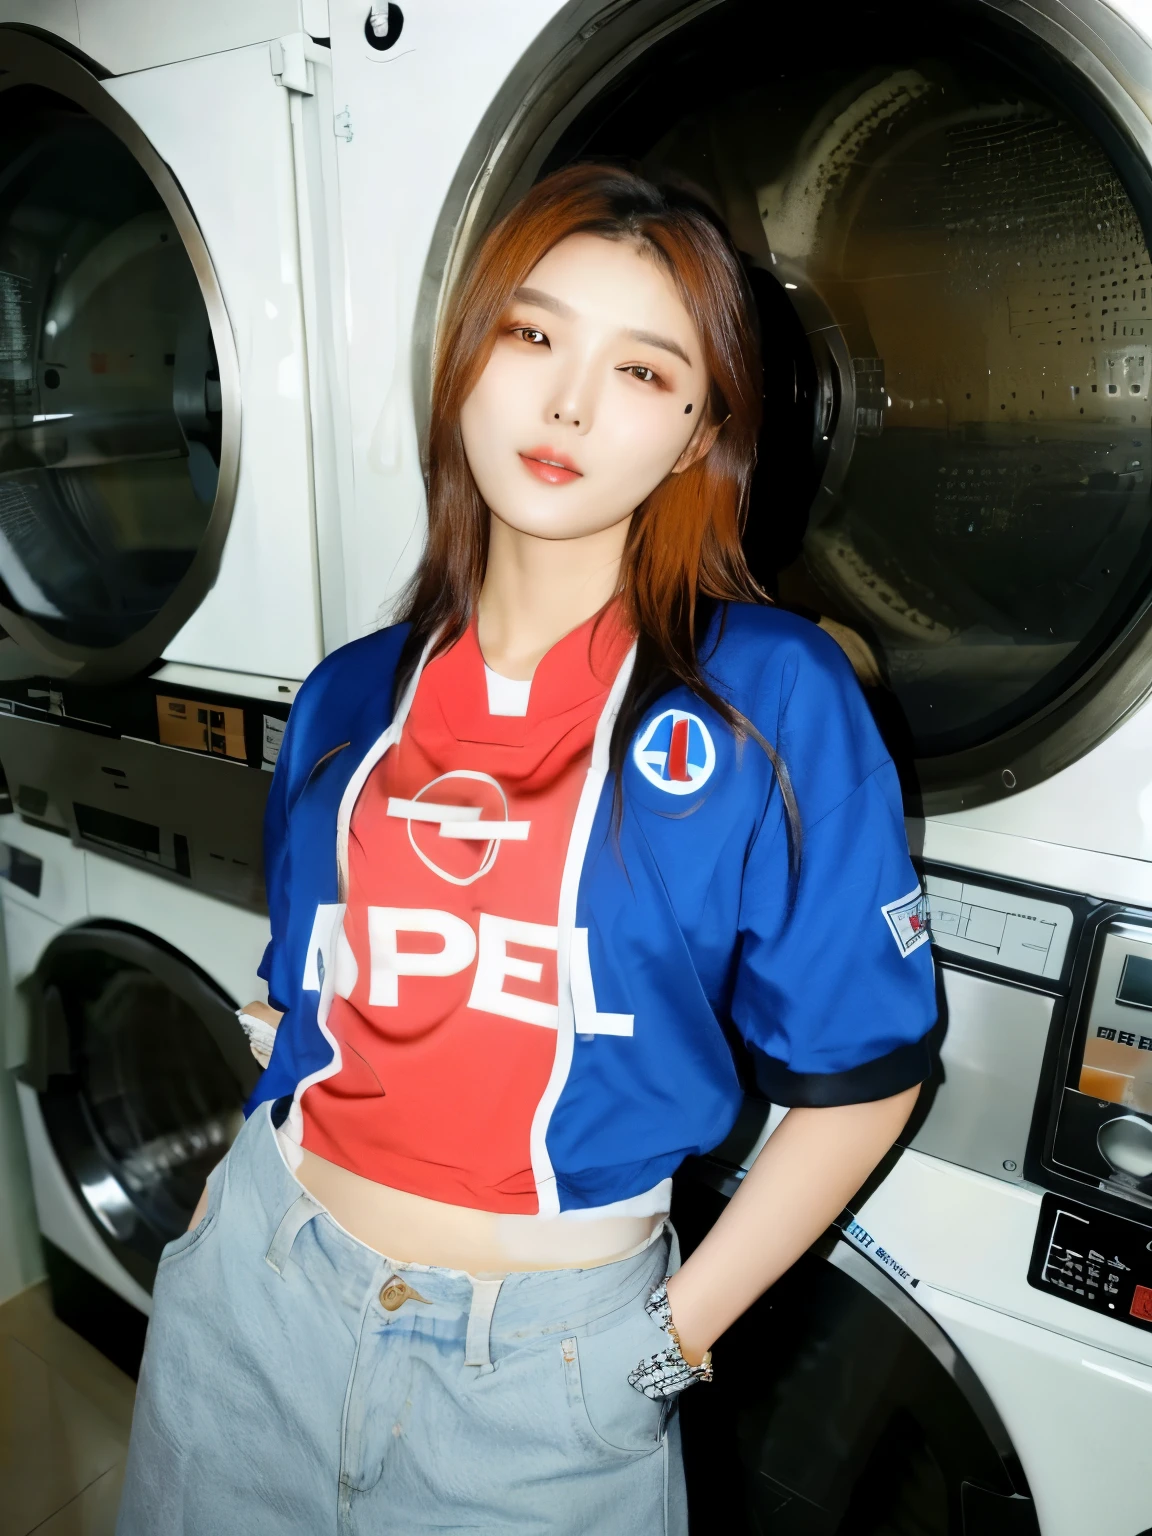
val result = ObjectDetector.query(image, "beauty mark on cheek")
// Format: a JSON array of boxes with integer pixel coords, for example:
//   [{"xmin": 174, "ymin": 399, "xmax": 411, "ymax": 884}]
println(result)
[{"xmin": 684, "ymin": 403, "xmax": 693, "ymax": 415}]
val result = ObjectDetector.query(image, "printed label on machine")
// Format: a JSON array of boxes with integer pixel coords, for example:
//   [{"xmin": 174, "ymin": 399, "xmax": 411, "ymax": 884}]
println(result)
[
  {"xmin": 1028, "ymin": 1192, "xmax": 1152, "ymax": 1332},
  {"xmin": 262, "ymin": 715, "xmax": 286, "ymax": 771},
  {"xmin": 841, "ymin": 1218, "xmax": 921, "ymax": 1293},
  {"xmin": 924, "ymin": 873, "xmax": 1073, "ymax": 981}
]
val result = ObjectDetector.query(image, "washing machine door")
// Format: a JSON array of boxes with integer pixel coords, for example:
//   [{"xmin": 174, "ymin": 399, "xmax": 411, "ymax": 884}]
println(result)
[
  {"xmin": 26, "ymin": 923, "xmax": 257, "ymax": 1293},
  {"xmin": 436, "ymin": 0, "xmax": 1152, "ymax": 813},
  {"xmin": 673, "ymin": 1168, "xmax": 1038, "ymax": 1535},
  {"xmin": 0, "ymin": 30, "xmax": 238, "ymax": 684}
]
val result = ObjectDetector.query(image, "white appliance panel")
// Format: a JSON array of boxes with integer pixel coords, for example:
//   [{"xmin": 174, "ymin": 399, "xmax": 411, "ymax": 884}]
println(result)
[
  {"xmin": 857, "ymin": 1151, "xmax": 1152, "ymax": 1371},
  {"xmin": 1, "ymin": 900, "xmax": 64, "ymax": 1074},
  {"xmin": 918, "ymin": 819, "xmax": 1152, "ymax": 910},
  {"xmin": 326, "ymin": 0, "xmax": 572, "ymax": 639},
  {"xmin": 104, "ymin": 46, "xmax": 324, "ymax": 680},
  {"xmin": 16, "ymin": 1081, "xmax": 152, "ymax": 1315},
  {"xmin": 74, "ymin": 0, "xmax": 316, "ymax": 76},
  {"xmin": 0, "ymin": 2, "xmax": 79, "ymax": 46},
  {"xmin": 84, "ymin": 850, "xmax": 269, "ymax": 1007},
  {"xmin": 930, "ymin": 689, "xmax": 1152, "ymax": 867},
  {"xmin": 926, "ymin": 1288, "xmax": 1152, "ymax": 1536},
  {"xmin": 0, "ymin": 819, "xmax": 88, "ymax": 929}
]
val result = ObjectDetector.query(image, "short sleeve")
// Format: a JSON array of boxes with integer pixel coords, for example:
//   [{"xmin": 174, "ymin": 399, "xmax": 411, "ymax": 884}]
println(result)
[{"xmin": 728, "ymin": 632, "xmax": 937, "ymax": 1106}]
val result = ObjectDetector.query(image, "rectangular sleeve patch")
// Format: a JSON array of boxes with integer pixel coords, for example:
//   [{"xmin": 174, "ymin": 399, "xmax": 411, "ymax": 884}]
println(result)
[{"xmin": 882, "ymin": 887, "xmax": 931, "ymax": 957}]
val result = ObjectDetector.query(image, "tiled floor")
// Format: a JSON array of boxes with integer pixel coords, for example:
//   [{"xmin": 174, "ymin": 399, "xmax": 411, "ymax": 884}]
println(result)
[{"xmin": 0, "ymin": 1284, "xmax": 135, "ymax": 1536}]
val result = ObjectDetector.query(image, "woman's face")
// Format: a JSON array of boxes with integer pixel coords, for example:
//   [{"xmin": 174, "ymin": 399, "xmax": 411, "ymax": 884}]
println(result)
[{"xmin": 459, "ymin": 232, "xmax": 714, "ymax": 542}]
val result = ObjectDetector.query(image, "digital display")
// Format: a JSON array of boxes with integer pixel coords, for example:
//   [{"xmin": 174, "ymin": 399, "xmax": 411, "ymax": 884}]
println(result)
[
  {"xmin": 1080, "ymin": 1023, "xmax": 1152, "ymax": 1114},
  {"xmin": 1077, "ymin": 930, "xmax": 1152, "ymax": 1114},
  {"xmin": 1117, "ymin": 952, "xmax": 1152, "ymax": 1011},
  {"xmin": 156, "ymin": 694, "xmax": 246, "ymax": 760}
]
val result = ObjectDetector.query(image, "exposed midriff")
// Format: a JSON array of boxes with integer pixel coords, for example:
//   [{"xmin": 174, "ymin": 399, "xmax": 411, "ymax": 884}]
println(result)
[{"xmin": 284, "ymin": 1137, "xmax": 666, "ymax": 1272}]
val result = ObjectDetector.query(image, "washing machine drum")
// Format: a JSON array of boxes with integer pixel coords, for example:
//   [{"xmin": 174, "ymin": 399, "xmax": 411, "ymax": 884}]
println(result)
[
  {"xmin": 27, "ymin": 924, "xmax": 257, "ymax": 1292},
  {"xmin": 532, "ymin": 0, "xmax": 1152, "ymax": 806},
  {"xmin": 0, "ymin": 34, "xmax": 237, "ymax": 683},
  {"xmin": 671, "ymin": 1173, "xmax": 1037, "ymax": 1535}
]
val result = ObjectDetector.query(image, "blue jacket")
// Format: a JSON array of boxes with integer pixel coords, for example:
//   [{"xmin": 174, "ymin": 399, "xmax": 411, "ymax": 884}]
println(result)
[{"xmin": 249, "ymin": 603, "xmax": 936, "ymax": 1217}]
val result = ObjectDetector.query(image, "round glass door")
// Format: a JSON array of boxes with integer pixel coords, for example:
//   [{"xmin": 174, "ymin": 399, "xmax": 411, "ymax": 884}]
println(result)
[
  {"xmin": 451, "ymin": 0, "xmax": 1152, "ymax": 809},
  {"xmin": 672, "ymin": 1170, "xmax": 1035, "ymax": 1533},
  {"xmin": 34, "ymin": 925, "xmax": 256, "ymax": 1290},
  {"xmin": 0, "ymin": 34, "xmax": 238, "ymax": 682}
]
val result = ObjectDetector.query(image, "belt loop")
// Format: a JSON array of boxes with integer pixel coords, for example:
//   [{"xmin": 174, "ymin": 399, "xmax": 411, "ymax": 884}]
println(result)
[
  {"xmin": 265, "ymin": 1191, "xmax": 324, "ymax": 1275},
  {"xmin": 464, "ymin": 1277, "xmax": 505, "ymax": 1372}
]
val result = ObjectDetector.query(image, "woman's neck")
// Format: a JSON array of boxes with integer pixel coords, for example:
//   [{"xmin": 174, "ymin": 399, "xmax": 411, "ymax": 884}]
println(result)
[{"xmin": 476, "ymin": 510, "xmax": 630, "ymax": 680}]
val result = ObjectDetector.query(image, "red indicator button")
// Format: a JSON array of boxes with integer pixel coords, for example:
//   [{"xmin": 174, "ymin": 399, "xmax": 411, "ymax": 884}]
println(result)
[{"xmin": 1130, "ymin": 1284, "xmax": 1152, "ymax": 1323}]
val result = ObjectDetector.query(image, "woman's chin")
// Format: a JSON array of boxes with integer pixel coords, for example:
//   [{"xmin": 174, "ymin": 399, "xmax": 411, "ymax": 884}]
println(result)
[{"xmin": 489, "ymin": 504, "xmax": 625, "ymax": 544}]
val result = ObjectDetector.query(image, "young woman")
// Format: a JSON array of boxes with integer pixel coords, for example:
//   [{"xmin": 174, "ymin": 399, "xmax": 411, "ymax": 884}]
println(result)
[{"xmin": 117, "ymin": 164, "xmax": 936, "ymax": 1535}]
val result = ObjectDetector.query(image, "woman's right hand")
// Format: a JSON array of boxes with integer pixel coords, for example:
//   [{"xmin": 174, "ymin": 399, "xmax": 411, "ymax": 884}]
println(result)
[
  {"xmin": 236, "ymin": 999, "xmax": 284, "ymax": 1068},
  {"xmin": 187, "ymin": 1001, "xmax": 286, "ymax": 1229},
  {"xmin": 240, "ymin": 999, "xmax": 284, "ymax": 1028}
]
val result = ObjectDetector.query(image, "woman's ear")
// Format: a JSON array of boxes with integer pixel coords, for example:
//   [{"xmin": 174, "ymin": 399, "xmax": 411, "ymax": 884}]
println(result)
[{"xmin": 671, "ymin": 415, "xmax": 725, "ymax": 475}]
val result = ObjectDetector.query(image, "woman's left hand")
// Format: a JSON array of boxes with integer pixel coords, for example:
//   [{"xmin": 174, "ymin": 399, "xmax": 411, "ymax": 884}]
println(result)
[{"xmin": 660, "ymin": 1087, "xmax": 920, "ymax": 1376}]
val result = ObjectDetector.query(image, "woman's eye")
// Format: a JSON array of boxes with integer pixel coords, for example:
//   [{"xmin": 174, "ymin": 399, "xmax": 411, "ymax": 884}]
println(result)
[
  {"xmin": 514, "ymin": 327, "xmax": 548, "ymax": 345},
  {"xmin": 622, "ymin": 364, "xmax": 658, "ymax": 384}
]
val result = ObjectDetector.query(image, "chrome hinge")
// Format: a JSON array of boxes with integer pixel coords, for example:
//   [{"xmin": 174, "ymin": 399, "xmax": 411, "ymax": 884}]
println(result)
[{"xmin": 270, "ymin": 33, "xmax": 316, "ymax": 95}]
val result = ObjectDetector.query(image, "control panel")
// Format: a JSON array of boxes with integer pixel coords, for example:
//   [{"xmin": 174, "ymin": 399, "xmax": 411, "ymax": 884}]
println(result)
[
  {"xmin": 1049, "ymin": 916, "xmax": 1152, "ymax": 1204},
  {"xmin": 0, "ymin": 672, "xmax": 294, "ymax": 911},
  {"xmin": 1029, "ymin": 1193, "xmax": 1152, "ymax": 1332}
]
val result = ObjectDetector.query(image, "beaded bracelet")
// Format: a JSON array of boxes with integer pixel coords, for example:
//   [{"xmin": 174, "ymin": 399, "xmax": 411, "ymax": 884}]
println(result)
[{"xmin": 626, "ymin": 1280, "xmax": 714, "ymax": 1400}]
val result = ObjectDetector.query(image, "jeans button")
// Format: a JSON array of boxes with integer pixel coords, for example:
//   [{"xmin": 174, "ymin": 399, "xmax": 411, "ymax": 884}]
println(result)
[
  {"xmin": 380, "ymin": 1280, "xmax": 409, "ymax": 1310},
  {"xmin": 379, "ymin": 1277, "xmax": 431, "ymax": 1311}
]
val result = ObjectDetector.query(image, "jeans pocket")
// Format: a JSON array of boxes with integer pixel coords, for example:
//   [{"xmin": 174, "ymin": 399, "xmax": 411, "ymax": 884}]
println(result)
[
  {"xmin": 156, "ymin": 1150, "xmax": 229, "ymax": 1272},
  {"xmin": 562, "ymin": 1297, "xmax": 671, "ymax": 1460}
]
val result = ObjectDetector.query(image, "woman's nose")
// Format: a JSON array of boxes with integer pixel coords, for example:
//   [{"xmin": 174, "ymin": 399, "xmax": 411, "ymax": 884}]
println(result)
[{"xmin": 546, "ymin": 368, "xmax": 596, "ymax": 433}]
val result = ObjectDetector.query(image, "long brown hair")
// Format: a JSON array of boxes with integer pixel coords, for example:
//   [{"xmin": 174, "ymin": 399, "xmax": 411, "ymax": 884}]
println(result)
[{"xmin": 397, "ymin": 163, "xmax": 799, "ymax": 851}]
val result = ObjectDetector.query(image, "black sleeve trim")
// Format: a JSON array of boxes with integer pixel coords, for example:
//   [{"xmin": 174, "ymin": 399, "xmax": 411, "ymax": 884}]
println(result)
[{"xmin": 750, "ymin": 1037, "xmax": 933, "ymax": 1107}]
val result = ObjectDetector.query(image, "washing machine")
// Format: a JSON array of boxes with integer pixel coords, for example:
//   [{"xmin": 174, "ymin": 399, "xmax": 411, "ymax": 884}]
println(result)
[
  {"xmin": 3, "ymin": 0, "xmax": 1152, "ymax": 1527},
  {"xmin": 0, "ymin": 0, "xmax": 602, "ymax": 1372},
  {"xmin": 0, "ymin": 2, "xmax": 350, "ymax": 1357},
  {"xmin": 0, "ymin": 0, "xmax": 357, "ymax": 684},
  {"xmin": 0, "ymin": 810, "xmax": 269, "ymax": 1375},
  {"xmin": 328, "ymin": 0, "xmax": 1152, "ymax": 1532},
  {"xmin": 0, "ymin": 628, "xmax": 300, "ymax": 1368}
]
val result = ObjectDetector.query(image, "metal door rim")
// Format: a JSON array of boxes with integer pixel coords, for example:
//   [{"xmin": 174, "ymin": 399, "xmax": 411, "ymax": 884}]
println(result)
[
  {"xmin": 414, "ymin": 0, "xmax": 1152, "ymax": 814},
  {"xmin": 0, "ymin": 27, "xmax": 241, "ymax": 685}
]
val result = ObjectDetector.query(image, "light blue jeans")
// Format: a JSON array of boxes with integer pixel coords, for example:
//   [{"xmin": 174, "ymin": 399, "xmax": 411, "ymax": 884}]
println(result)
[{"xmin": 116, "ymin": 1102, "xmax": 688, "ymax": 1534}]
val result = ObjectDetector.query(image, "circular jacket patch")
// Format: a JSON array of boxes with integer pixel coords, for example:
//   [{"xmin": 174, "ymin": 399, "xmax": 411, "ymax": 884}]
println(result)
[{"xmin": 633, "ymin": 709, "xmax": 716, "ymax": 795}]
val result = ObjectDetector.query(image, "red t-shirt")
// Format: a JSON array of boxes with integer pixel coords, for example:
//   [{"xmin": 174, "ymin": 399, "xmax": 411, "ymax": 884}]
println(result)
[{"xmin": 299, "ymin": 606, "xmax": 634, "ymax": 1213}]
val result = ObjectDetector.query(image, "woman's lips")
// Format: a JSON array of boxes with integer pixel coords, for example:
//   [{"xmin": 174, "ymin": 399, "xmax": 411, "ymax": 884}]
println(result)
[{"xmin": 518, "ymin": 449, "xmax": 583, "ymax": 485}]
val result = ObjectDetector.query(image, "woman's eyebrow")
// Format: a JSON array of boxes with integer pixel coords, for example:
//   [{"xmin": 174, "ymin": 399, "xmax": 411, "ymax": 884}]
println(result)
[
  {"xmin": 511, "ymin": 287, "xmax": 692, "ymax": 366},
  {"xmin": 511, "ymin": 286, "xmax": 575, "ymax": 318},
  {"xmin": 625, "ymin": 328, "xmax": 691, "ymax": 366}
]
